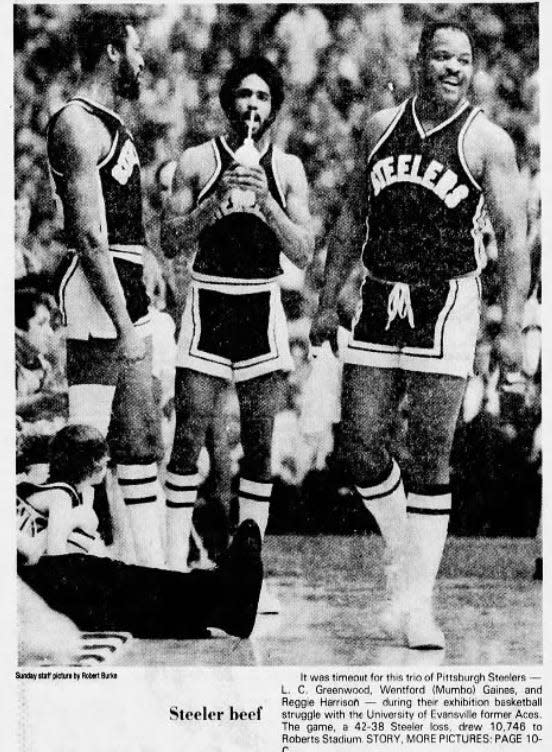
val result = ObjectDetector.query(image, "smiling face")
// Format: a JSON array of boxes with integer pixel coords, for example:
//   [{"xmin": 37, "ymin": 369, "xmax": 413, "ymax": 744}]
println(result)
[
  {"xmin": 418, "ymin": 27, "xmax": 474, "ymax": 109},
  {"xmin": 230, "ymin": 73, "xmax": 273, "ymax": 139},
  {"xmin": 114, "ymin": 25, "xmax": 144, "ymax": 101}
]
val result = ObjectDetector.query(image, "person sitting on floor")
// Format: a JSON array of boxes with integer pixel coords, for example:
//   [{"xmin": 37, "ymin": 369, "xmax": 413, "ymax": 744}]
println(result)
[{"xmin": 18, "ymin": 424, "xmax": 263, "ymax": 640}]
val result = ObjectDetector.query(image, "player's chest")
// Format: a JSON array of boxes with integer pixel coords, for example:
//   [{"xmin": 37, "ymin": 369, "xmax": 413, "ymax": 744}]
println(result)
[{"xmin": 369, "ymin": 132, "xmax": 474, "ymax": 209}]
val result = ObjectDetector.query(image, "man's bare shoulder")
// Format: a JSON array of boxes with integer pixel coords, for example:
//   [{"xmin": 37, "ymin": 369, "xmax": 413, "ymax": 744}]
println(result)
[
  {"xmin": 363, "ymin": 105, "xmax": 402, "ymax": 151},
  {"xmin": 50, "ymin": 103, "xmax": 106, "ymax": 156},
  {"xmin": 276, "ymin": 149, "xmax": 307, "ymax": 177},
  {"xmin": 465, "ymin": 111, "xmax": 517, "ymax": 164},
  {"xmin": 178, "ymin": 140, "xmax": 215, "ymax": 165},
  {"xmin": 176, "ymin": 140, "xmax": 217, "ymax": 183},
  {"xmin": 272, "ymin": 149, "xmax": 309, "ymax": 197},
  {"xmin": 49, "ymin": 104, "xmax": 111, "ymax": 163}
]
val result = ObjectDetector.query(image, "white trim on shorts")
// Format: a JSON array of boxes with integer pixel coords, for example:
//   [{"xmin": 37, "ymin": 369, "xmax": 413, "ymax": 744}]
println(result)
[
  {"xmin": 344, "ymin": 276, "xmax": 481, "ymax": 378},
  {"xmin": 59, "ymin": 251, "xmax": 150, "ymax": 340},
  {"xmin": 176, "ymin": 278, "xmax": 293, "ymax": 382}
]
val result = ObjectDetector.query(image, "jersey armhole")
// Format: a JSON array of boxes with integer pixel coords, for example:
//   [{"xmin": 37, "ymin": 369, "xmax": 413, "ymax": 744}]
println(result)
[
  {"xmin": 48, "ymin": 100, "xmax": 117, "ymax": 176},
  {"xmin": 367, "ymin": 100, "xmax": 409, "ymax": 164},
  {"xmin": 197, "ymin": 140, "xmax": 222, "ymax": 203},
  {"xmin": 270, "ymin": 146, "xmax": 287, "ymax": 208},
  {"xmin": 458, "ymin": 108, "xmax": 483, "ymax": 191}
]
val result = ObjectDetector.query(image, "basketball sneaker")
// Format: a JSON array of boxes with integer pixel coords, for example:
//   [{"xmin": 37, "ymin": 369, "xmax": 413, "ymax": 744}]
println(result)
[
  {"xmin": 372, "ymin": 549, "xmax": 407, "ymax": 643},
  {"xmin": 405, "ymin": 603, "xmax": 445, "ymax": 650},
  {"xmin": 209, "ymin": 519, "xmax": 263, "ymax": 638}
]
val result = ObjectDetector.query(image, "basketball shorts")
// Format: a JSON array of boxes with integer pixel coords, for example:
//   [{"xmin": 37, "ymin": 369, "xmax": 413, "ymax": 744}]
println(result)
[
  {"xmin": 344, "ymin": 275, "xmax": 481, "ymax": 378},
  {"xmin": 176, "ymin": 278, "xmax": 293, "ymax": 382},
  {"xmin": 57, "ymin": 247, "xmax": 151, "ymax": 340},
  {"xmin": 66, "ymin": 336, "xmax": 163, "ymax": 464}
]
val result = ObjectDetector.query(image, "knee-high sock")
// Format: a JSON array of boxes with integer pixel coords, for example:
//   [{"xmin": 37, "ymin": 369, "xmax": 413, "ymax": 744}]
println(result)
[
  {"xmin": 405, "ymin": 485, "xmax": 451, "ymax": 608},
  {"xmin": 164, "ymin": 470, "xmax": 199, "ymax": 572},
  {"xmin": 238, "ymin": 478, "xmax": 272, "ymax": 539},
  {"xmin": 117, "ymin": 463, "xmax": 164, "ymax": 568},
  {"xmin": 356, "ymin": 459, "xmax": 407, "ymax": 557}
]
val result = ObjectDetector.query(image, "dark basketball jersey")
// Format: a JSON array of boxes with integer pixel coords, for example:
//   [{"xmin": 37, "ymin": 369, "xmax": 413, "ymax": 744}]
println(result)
[
  {"xmin": 193, "ymin": 136, "xmax": 287, "ymax": 281},
  {"xmin": 47, "ymin": 96, "xmax": 146, "ymax": 248},
  {"xmin": 47, "ymin": 97, "xmax": 150, "ymax": 326},
  {"xmin": 364, "ymin": 97, "xmax": 485, "ymax": 284}
]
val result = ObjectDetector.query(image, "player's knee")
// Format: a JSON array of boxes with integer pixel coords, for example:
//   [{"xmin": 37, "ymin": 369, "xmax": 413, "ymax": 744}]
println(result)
[{"xmin": 342, "ymin": 443, "xmax": 391, "ymax": 487}]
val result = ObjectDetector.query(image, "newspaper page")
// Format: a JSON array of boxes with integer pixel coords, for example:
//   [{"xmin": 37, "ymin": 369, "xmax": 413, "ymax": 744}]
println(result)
[{"xmin": 3, "ymin": 1, "xmax": 548, "ymax": 751}]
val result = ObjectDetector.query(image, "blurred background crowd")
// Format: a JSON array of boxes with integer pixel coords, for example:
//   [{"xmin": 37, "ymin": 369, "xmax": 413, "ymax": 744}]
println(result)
[{"xmin": 14, "ymin": 4, "xmax": 541, "ymax": 539}]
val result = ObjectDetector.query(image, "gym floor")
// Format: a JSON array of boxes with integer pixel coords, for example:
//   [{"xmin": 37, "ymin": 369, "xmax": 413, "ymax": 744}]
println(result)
[{"xmin": 117, "ymin": 535, "xmax": 542, "ymax": 667}]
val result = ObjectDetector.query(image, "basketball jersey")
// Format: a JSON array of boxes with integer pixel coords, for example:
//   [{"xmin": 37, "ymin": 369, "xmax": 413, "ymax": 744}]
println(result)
[
  {"xmin": 47, "ymin": 97, "xmax": 150, "ymax": 330},
  {"xmin": 364, "ymin": 97, "xmax": 485, "ymax": 284},
  {"xmin": 17, "ymin": 481, "xmax": 99, "ymax": 562},
  {"xmin": 193, "ymin": 136, "xmax": 287, "ymax": 281},
  {"xmin": 47, "ymin": 96, "xmax": 146, "ymax": 248}
]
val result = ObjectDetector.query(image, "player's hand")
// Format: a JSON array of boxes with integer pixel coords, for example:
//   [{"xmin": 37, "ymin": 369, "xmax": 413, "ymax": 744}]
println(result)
[
  {"xmin": 493, "ymin": 323, "xmax": 524, "ymax": 393},
  {"xmin": 236, "ymin": 165, "xmax": 270, "ymax": 206},
  {"xmin": 310, "ymin": 307, "xmax": 340, "ymax": 355},
  {"xmin": 494, "ymin": 323, "xmax": 523, "ymax": 372},
  {"xmin": 221, "ymin": 164, "xmax": 269, "ymax": 205},
  {"xmin": 214, "ymin": 166, "xmax": 240, "ymax": 202},
  {"xmin": 119, "ymin": 328, "xmax": 146, "ymax": 362}
]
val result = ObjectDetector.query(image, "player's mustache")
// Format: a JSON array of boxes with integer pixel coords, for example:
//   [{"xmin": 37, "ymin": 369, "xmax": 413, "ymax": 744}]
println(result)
[{"xmin": 242, "ymin": 112, "xmax": 261, "ymax": 124}]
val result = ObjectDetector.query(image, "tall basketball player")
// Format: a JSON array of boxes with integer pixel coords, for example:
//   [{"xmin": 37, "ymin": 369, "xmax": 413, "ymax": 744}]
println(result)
[
  {"xmin": 161, "ymin": 57, "xmax": 314, "ymax": 575},
  {"xmin": 311, "ymin": 22, "xmax": 528, "ymax": 648},
  {"xmin": 47, "ymin": 10, "xmax": 164, "ymax": 566}
]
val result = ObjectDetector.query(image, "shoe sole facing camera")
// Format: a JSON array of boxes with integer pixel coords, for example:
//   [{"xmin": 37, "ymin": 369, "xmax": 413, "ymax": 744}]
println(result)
[{"xmin": 211, "ymin": 520, "xmax": 263, "ymax": 639}]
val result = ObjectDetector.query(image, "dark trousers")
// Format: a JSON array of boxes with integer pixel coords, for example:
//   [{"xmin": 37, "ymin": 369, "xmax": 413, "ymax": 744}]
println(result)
[{"xmin": 19, "ymin": 555, "xmax": 221, "ymax": 638}]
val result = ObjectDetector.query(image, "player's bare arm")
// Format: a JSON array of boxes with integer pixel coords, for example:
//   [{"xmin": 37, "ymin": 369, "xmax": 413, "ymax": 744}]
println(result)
[
  {"xmin": 42, "ymin": 491, "xmax": 74, "ymax": 556},
  {"xmin": 161, "ymin": 143, "xmax": 253, "ymax": 259},
  {"xmin": 466, "ymin": 117, "xmax": 529, "ymax": 370},
  {"xmin": 310, "ymin": 107, "xmax": 397, "ymax": 350},
  {"xmin": 51, "ymin": 106, "xmax": 144, "ymax": 361},
  {"xmin": 233, "ymin": 153, "xmax": 314, "ymax": 269},
  {"xmin": 161, "ymin": 143, "xmax": 215, "ymax": 259}
]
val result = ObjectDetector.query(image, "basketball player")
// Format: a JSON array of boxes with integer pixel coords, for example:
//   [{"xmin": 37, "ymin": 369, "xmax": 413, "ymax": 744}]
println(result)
[
  {"xmin": 47, "ymin": 10, "xmax": 164, "ymax": 566},
  {"xmin": 311, "ymin": 22, "xmax": 528, "ymax": 648},
  {"xmin": 17, "ymin": 424, "xmax": 263, "ymax": 638},
  {"xmin": 161, "ymin": 57, "xmax": 314, "ymax": 573}
]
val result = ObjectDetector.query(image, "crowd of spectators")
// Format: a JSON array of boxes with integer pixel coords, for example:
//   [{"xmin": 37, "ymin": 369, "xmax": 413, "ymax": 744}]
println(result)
[{"xmin": 14, "ymin": 4, "xmax": 541, "ymax": 537}]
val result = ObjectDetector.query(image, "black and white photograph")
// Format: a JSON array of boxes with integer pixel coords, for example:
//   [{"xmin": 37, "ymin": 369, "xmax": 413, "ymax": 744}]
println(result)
[{"xmin": 10, "ymin": 1, "xmax": 545, "ymax": 749}]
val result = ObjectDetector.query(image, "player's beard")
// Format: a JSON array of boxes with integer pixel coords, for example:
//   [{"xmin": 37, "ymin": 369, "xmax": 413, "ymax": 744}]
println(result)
[{"xmin": 115, "ymin": 57, "xmax": 141, "ymax": 101}]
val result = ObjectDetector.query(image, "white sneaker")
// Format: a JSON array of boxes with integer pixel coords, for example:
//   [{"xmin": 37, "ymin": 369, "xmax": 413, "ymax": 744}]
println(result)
[
  {"xmin": 405, "ymin": 605, "xmax": 445, "ymax": 650},
  {"xmin": 372, "ymin": 552, "xmax": 407, "ymax": 642},
  {"xmin": 257, "ymin": 580, "xmax": 280, "ymax": 614},
  {"xmin": 374, "ymin": 602, "xmax": 407, "ymax": 642}
]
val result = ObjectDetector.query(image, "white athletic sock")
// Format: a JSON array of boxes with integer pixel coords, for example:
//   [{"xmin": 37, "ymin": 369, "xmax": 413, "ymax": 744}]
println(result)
[
  {"xmin": 356, "ymin": 459, "xmax": 407, "ymax": 556},
  {"xmin": 117, "ymin": 463, "xmax": 164, "ymax": 568},
  {"xmin": 238, "ymin": 478, "xmax": 272, "ymax": 539},
  {"xmin": 405, "ymin": 487, "xmax": 451, "ymax": 608},
  {"xmin": 404, "ymin": 487, "xmax": 451, "ymax": 648},
  {"xmin": 356, "ymin": 460, "xmax": 408, "ymax": 633},
  {"xmin": 164, "ymin": 470, "xmax": 200, "ymax": 572}
]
